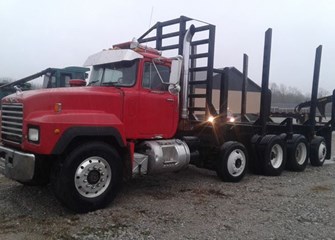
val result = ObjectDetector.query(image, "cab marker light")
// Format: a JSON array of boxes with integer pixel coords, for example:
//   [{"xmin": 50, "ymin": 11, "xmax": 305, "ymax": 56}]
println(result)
[{"xmin": 54, "ymin": 103, "xmax": 62, "ymax": 113}]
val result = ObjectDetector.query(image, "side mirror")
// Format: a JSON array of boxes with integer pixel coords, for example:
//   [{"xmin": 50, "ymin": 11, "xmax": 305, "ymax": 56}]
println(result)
[
  {"xmin": 169, "ymin": 56, "xmax": 183, "ymax": 85},
  {"xmin": 69, "ymin": 79, "xmax": 86, "ymax": 87},
  {"xmin": 168, "ymin": 84, "xmax": 181, "ymax": 95}
]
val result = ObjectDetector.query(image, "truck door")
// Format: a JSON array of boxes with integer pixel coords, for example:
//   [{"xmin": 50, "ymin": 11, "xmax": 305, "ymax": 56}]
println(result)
[{"xmin": 139, "ymin": 62, "xmax": 178, "ymax": 138}]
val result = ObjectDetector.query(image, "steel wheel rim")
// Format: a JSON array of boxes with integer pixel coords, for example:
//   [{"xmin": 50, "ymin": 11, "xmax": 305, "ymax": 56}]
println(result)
[
  {"xmin": 270, "ymin": 144, "xmax": 283, "ymax": 169},
  {"xmin": 318, "ymin": 141, "xmax": 327, "ymax": 162},
  {"xmin": 227, "ymin": 149, "xmax": 246, "ymax": 177},
  {"xmin": 74, "ymin": 156, "xmax": 112, "ymax": 198},
  {"xmin": 295, "ymin": 142, "xmax": 307, "ymax": 165}
]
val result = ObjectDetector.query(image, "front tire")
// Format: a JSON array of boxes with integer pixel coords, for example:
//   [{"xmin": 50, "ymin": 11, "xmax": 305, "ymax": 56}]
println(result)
[
  {"xmin": 216, "ymin": 141, "xmax": 248, "ymax": 182},
  {"xmin": 51, "ymin": 142, "xmax": 122, "ymax": 213}
]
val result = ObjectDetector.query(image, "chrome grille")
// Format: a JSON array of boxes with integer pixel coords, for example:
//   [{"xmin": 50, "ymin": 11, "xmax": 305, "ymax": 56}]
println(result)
[{"xmin": 1, "ymin": 103, "xmax": 23, "ymax": 144}]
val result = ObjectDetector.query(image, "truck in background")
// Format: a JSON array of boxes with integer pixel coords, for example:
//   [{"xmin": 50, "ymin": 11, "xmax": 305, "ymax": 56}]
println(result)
[
  {"xmin": 0, "ymin": 66, "xmax": 89, "ymax": 99},
  {"xmin": 0, "ymin": 16, "xmax": 333, "ymax": 212}
]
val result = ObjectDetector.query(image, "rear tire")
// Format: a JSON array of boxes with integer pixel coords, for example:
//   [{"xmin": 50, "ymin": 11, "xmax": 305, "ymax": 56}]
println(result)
[
  {"xmin": 310, "ymin": 136, "xmax": 327, "ymax": 166},
  {"xmin": 258, "ymin": 135, "xmax": 286, "ymax": 176},
  {"xmin": 216, "ymin": 141, "xmax": 248, "ymax": 182},
  {"xmin": 51, "ymin": 142, "xmax": 122, "ymax": 213},
  {"xmin": 249, "ymin": 134, "xmax": 262, "ymax": 174},
  {"xmin": 286, "ymin": 134, "xmax": 309, "ymax": 172}
]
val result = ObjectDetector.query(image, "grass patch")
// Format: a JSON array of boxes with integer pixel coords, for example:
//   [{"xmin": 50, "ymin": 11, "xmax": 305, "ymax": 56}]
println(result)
[{"xmin": 311, "ymin": 185, "xmax": 332, "ymax": 192}]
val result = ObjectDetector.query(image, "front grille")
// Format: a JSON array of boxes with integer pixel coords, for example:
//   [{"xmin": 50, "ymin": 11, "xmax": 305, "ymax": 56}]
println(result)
[{"xmin": 1, "ymin": 103, "xmax": 23, "ymax": 144}]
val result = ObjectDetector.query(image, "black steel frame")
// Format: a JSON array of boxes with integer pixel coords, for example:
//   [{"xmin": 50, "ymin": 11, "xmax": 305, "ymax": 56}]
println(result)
[
  {"xmin": 139, "ymin": 16, "xmax": 334, "ymax": 158},
  {"xmin": 138, "ymin": 16, "xmax": 218, "ymax": 118}
]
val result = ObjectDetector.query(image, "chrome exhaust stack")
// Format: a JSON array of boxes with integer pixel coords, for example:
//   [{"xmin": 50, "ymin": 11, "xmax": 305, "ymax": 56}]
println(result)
[{"xmin": 181, "ymin": 25, "xmax": 195, "ymax": 119}]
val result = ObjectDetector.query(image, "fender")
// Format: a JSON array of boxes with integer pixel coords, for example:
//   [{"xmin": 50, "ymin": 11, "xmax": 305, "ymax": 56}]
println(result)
[
  {"xmin": 24, "ymin": 112, "xmax": 126, "ymax": 155},
  {"xmin": 52, "ymin": 126, "xmax": 126, "ymax": 154}
]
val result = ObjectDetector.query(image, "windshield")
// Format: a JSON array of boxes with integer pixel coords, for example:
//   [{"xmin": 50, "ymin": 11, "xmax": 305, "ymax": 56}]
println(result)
[{"xmin": 89, "ymin": 60, "xmax": 137, "ymax": 87}]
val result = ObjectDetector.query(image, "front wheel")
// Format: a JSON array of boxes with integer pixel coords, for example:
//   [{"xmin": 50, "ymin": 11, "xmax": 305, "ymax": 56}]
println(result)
[
  {"xmin": 216, "ymin": 141, "xmax": 248, "ymax": 182},
  {"xmin": 51, "ymin": 142, "xmax": 122, "ymax": 213}
]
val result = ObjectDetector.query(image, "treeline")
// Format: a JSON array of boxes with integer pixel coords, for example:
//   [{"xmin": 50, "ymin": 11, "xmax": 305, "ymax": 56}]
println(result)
[
  {"xmin": 270, "ymin": 83, "xmax": 330, "ymax": 105},
  {"xmin": 0, "ymin": 77, "xmax": 14, "ymax": 85}
]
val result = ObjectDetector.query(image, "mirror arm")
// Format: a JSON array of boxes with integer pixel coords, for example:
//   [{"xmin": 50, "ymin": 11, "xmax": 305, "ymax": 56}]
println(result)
[{"xmin": 151, "ymin": 60, "xmax": 165, "ymax": 84}]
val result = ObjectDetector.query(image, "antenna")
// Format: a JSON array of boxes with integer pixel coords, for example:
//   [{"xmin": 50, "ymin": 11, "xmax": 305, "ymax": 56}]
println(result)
[{"xmin": 149, "ymin": 6, "xmax": 154, "ymax": 28}]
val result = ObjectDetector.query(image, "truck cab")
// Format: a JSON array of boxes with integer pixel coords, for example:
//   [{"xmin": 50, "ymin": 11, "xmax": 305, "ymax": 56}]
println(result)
[
  {"xmin": 84, "ymin": 43, "xmax": 180, "ymax": 139},
  {"xmin": 42, "ymin": 67, "xmax": 89, "ymax": 88}
]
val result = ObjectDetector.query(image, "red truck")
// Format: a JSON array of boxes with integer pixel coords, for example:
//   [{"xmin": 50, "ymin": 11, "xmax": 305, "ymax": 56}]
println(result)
[{"xmin": 0, "ymin": 16, "xmax": 333, "ymax": 212}]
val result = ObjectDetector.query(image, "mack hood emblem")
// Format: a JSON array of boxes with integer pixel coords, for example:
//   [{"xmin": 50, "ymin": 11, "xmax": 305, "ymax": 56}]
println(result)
[{"xmin": 5, "ymin": 97, "xmax": 19, "ymax": 104}]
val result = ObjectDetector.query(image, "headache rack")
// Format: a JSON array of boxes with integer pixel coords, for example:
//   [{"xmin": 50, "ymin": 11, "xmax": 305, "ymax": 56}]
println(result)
[{"xmin": 138, "ymin": 16, "xmax": 222, "ymax": 120}]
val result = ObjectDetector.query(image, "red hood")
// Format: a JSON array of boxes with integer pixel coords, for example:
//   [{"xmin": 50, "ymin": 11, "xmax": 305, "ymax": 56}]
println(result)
[{"xmin": 2, "ymin": 86, "xmax": 124, "ymax": 118}]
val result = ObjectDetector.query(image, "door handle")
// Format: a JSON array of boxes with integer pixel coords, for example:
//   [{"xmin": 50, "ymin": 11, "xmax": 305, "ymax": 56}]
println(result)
[{"xmin": 166, "ymin": 98, "xmax": 174, "ymax": 102}]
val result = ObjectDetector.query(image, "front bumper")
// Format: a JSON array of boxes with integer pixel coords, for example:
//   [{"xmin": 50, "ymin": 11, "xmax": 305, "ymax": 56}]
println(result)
[{"xmin": 0, "ymin": 145, "xmax": 35, "ymax": 182}]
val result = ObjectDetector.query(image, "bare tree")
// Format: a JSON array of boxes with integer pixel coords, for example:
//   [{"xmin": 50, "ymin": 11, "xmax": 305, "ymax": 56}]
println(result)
[
  {"xmin": 270, "ymin": 83, "xmax": 307, "ymax": 106},
  {"xmin": 0, "ymin": 77, "xmax": 15, "ymax": 85},
  {"xmin": 318, "ymin": 88, "xmax": 330, "ymax": 98}
]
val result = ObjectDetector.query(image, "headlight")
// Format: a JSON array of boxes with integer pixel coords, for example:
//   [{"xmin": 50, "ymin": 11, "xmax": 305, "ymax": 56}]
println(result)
[{"xmin": 28, "ymin": 127, "xmax": 39, "ymax": 143}]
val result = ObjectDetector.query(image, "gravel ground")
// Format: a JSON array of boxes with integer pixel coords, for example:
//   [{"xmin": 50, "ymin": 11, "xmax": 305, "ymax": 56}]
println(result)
[{"xmin": 0, "ymin": 157, "xmax": 334, "ymax": 240}]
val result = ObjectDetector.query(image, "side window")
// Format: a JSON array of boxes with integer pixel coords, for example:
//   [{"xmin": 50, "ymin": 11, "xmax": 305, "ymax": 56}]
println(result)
[
  {"xmin": 50, "ymin": 76, "xmax": 57, "ymax": 88},
  {"xmin": 142, "ymin": 63, "xmax": 151, "ymax": 89},
  {"xmin": 142, "ymin": 62, "xmax": 170, "ymax": 91},
  {"xmin": 64, "ymin": 75, "xmax": 71, "ymax": 87}
]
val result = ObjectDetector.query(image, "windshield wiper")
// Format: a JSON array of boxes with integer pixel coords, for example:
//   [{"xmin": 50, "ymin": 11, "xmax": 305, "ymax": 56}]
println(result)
[
  {"xmin": 101, "ymin": 82, "xmax": 119, "ymax": 87},
  {"xmin": 88, "ymin": 80, "xmax": 100, "ymax": 86}
]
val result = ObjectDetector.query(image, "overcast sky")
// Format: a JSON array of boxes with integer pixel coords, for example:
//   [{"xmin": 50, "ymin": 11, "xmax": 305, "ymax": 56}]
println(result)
[{"xmin": 0, "ymin": 0, "xmax": 334, "ymax": 93}]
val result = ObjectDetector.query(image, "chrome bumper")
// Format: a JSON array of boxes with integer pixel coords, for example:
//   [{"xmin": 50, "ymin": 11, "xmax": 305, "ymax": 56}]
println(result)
[{"xmin": 0, "ymin": 145, "xmax": 35, "ymax": 182}]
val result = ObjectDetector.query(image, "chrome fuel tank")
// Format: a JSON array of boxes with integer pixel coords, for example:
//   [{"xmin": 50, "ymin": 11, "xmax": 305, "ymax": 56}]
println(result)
[{"xmin": 138, "ymin": 139, "xmax": 190, "ymax": 174}]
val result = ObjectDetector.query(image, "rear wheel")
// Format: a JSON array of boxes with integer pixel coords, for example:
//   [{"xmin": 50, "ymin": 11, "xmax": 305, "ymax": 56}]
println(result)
[
  {"xmin": 258, "ymin": 135, "xmax": 286, "ymax": 176},
  {"xmin": 310, "ymin": 136, "xmax": 327, "ymax": 166},
  {"xmin": 51, "ymin": 142, "xmax": 122, "ymax": 213},
  {"xmin": 216, "ymin": 141, "xmax": 248, "ymax": 182},
  {"xmin": 249, "ymin": 134, "xmax": 262, "ymax": 174},
  {"xmin": 286, "ymin": 134, "xmax": 309, "ymax": 172}
]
